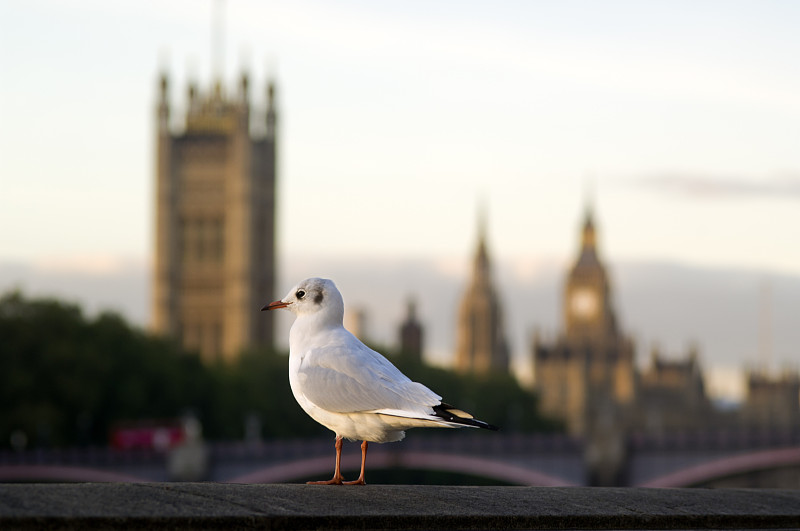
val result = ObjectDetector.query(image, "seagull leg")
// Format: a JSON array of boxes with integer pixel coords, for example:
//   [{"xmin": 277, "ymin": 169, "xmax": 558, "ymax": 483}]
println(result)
[
  {"xmin": 343, "ymin": 440, "xmax": 368, "ymax": 485},
  {"xmin": 308, "ymin": 435, "xmax": 345, "ymax": 485}
]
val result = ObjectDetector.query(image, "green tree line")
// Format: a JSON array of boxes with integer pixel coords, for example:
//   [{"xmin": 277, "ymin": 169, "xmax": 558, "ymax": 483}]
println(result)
[{"xmin": 0, "ymin": 291, "xmax": 559, "ymax": 449}]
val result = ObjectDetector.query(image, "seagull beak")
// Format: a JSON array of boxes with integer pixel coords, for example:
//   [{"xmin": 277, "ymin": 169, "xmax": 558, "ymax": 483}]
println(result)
[{"xmin": 261, "ymin": 300, "xmax": 292, "ymax": 311}]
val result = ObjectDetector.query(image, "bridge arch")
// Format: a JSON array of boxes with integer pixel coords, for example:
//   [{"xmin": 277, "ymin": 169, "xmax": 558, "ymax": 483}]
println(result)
[
  {"xmin": 638, "ymin": 447, "xmax": 800, "ymax": 487},
  {"xmin": 227, "ymin": 451, "xmax": 576, "ymax": 486}
]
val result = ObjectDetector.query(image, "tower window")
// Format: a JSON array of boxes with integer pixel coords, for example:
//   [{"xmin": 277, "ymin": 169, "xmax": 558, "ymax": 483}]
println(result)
[
  {"xmin": 179, "ymin": 217, "xmax": 225, "ymax": 265},
  {"xmin": 196, "ymin": 219, "xmax": 206, "ymax": 261},
  {"xmin": 213, "ymin": 217, "xmax": 225, "ymax": 263}
]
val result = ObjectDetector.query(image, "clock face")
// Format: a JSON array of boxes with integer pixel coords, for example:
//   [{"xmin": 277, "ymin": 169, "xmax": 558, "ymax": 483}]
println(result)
[{"xmin": 570, "ymin": 288, "xmax": 598, "ymax": 318}]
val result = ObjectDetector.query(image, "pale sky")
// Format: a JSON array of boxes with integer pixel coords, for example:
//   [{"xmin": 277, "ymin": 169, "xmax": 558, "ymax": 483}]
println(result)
[
  {"xmin": 1, "ymin": 1, "xmax": 799, "ymax": 398},
  {"xmin": 2, "ymin": 0, "xmax": 800, "ymax": 270}
]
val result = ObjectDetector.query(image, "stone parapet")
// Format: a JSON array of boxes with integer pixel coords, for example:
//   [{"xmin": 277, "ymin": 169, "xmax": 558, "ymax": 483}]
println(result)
[{"xmin": 1, "ymin": 483, "xmax": 799, "ymax": 530}]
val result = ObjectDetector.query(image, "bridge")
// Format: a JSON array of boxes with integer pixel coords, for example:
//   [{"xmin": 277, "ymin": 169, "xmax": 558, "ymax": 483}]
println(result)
[{"xmin": 2, "ymin": 428, "xmax": 799, "ymax": 487}]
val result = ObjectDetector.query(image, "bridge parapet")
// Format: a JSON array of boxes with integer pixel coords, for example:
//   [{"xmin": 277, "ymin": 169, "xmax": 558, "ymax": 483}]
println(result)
[
  {"xmin": 627, "ymin": 428, "xmax": 800, "ymax": 487},
  {"xmin": 1, "ymin": 483, "xmax": 799, "ymax": 530},
  {"xmin": 630, "ymin": 427, "xmax": 800, "ymax": 451}
]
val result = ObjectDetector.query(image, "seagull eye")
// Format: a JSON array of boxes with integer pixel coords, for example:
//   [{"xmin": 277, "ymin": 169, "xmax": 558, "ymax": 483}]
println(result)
[{"xmin": 296, "ymin": 289, "xmax": 306, "ymax": 299}]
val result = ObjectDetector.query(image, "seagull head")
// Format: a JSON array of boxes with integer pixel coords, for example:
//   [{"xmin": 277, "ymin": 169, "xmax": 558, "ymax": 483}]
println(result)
[{"xmin": 261, "ymin": 277, "xmax": 344, "ymax": 323}]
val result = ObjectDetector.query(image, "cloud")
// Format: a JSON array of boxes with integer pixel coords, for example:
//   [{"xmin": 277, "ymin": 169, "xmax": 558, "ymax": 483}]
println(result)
[
  {"xmin": 631, "ymin": 173, "xmax": 800, "ymax": 200},
  {"xmin": 32, "ymin": 254, "xmax": 147, "ymax": 275}
]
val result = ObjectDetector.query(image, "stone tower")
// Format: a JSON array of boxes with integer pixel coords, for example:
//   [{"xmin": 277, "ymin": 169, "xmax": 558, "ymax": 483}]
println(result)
[
  {"xmin": 454, "ymin": 215, "xmax": 510, "ymax": 375},
  {"xmin": 563, "ymin": 208, "xmax": 619, "ymax": 346},
  {"xmin": 399, "ymin": 297, "xmax": 424, "ymax": 362},
  {"xmin": 152, "ymin": 73, "xmax": 278, "ymax": 362},
  {"xmin": 533, "ymin": 205, "xmax": 635, "ymax": 437}
]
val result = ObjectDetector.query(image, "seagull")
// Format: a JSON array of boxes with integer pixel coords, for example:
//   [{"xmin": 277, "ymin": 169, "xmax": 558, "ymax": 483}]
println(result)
[{"xmin": 262, "ymin": 277, "xmax": 498, "ymax": 485}]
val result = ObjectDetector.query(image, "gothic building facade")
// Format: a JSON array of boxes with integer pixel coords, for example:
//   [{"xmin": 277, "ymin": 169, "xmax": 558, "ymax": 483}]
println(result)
[
  {"xmin": 454, "ymin": 216, "xmax": 510, "ymax": 375},
  {"xmin": 634, "ymin": 345, "xmax": 712, "ymax": 433},
  {"xmin": 151, "ymin": 73, "xmax": 278, "ymax": 362},
  {"xmin": 741, "ymin": 369, "xmax": 800, "ymax": 428}
]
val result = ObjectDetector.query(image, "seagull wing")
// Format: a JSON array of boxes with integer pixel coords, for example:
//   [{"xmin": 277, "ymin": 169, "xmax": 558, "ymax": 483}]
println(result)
[{"xmin": 297, "ymin": 336, "xmax": 441, "ymax": 417}]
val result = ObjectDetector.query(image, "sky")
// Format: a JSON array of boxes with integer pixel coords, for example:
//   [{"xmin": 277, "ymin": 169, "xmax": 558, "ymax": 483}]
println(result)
[{"xmin": 1, "ymin": 1, "xmax": 799, "ymax": 399}]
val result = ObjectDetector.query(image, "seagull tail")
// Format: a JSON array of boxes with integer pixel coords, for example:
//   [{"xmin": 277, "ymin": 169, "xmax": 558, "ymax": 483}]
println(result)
[{"xmin": 432, "ymin": 403, "xmax": 499, "ymax": 431}]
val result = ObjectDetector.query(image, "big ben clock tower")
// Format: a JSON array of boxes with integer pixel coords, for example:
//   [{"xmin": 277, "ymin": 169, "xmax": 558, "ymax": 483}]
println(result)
[
  {"xmin": 532, "ymin": 204, "xmax": 635, "ymax": 438},
  {"xmin": 564, "ymin": 208, "xmax": 619, "ymax": 348}
]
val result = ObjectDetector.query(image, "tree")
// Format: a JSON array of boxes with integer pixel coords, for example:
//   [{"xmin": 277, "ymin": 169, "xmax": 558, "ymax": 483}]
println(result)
[
  {"xmin": 0, "ymin": 291, "xmax": 211, "ymax": 447},
  {"xmin": 0, "ymin": 291, "xmax": 559, "ymax": 449}
]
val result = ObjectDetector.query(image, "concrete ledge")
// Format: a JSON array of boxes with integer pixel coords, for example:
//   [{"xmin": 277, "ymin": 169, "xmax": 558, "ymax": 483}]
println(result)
[{"xmin": 1, "ymin": 483, "xmax": 799, "ymax": 530}]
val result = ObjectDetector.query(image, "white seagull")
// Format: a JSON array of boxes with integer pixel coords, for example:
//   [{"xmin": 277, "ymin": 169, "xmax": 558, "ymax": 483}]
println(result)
[{"xmin": 262, "ymin": 277, "xmax": 498, "ymax": 485}]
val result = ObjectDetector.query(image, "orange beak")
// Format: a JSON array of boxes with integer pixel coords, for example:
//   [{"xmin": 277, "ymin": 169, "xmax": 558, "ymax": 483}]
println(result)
[{"xmin": 261, "ymin": 300, "xmax": 292, "ymax": 311}]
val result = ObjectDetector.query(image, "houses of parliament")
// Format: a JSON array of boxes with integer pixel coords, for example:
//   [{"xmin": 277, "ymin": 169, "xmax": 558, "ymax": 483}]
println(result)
[
  {"xmin": 446, "ymin": 205, "xmax": 799, "ymax": 437},
  {"xmin": 151, "ymin": 74, "xmax": 798, "ymax": 436}
]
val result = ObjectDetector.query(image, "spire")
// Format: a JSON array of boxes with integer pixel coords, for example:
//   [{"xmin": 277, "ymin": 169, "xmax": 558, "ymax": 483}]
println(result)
[
  {"xmin": 157, "ymin": 72, "xmax": 169, "ymax": 131},
  {"xmin": 266, "ymin": 81, "xmax": 276, "ymax": 139},
  {"xmin": 239, "ymin": 72, "xmax": 249, "ymax": 104},
  {"xmin": 580, "ymin": 179, "xmax": 597, "ymax": 254},
  {"xmin": 477, "ymin": 199, "xmax": 488, "ymax": 250},
  {"xmin": 187, "ymin": 81, "xmax": 197, "ymax": 108},
  {"xmin": 582, "ymin": 204, "xmax": 596, "ymax": 251},
  {"xmin": 406, "ymin": 296, "xmax": 417, "ymax": 320},
  {"xmin": 211, "ymin": 0, "xmax": 225, "ymax": 86},
  {"xmin": 574, "ymin": 197, "xmax": 600, "ymax": 270},
  {"xmin": 159, "ymin": 72, "xmax": 168, "ymax": 101},
  {"xmin": 399, "ymin": 295, "xmax": 423, "ymax": 361},
  {"xmin": 455, "ymin": 205, "xmax": 510, "ymax": 375},
  {"xmin": 474, "ymin": 203, "xmax": 490, "ymax": 280}
]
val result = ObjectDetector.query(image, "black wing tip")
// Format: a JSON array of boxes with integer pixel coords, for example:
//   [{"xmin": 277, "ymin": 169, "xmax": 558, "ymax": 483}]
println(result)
[
  {"xmin": 473, "ymin": 418, "xmax": 500, "ymax": 431},
  {"xmin": 433, "ymin": 403, "xmax": 500, "ymax": 431}
]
